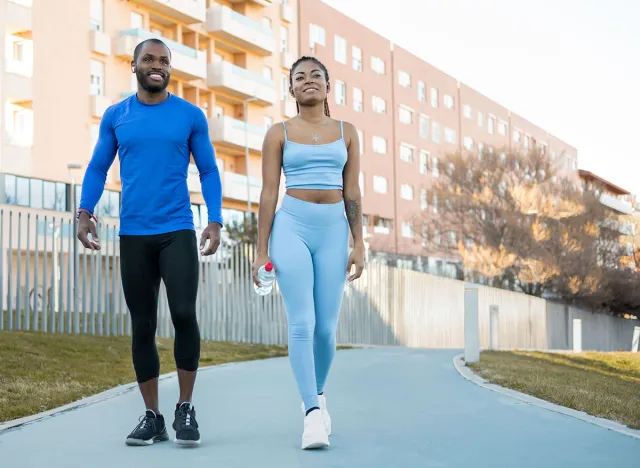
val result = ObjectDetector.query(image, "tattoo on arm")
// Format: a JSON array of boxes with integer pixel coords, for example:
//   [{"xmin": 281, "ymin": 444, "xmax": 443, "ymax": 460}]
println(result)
[{"xmin": 344, "ymin": 198, "xmax": 363, "ymax": 242}]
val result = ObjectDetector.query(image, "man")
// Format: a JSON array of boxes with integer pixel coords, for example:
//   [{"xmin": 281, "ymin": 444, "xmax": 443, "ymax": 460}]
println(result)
[{"xmin": 76, "ymin": 38, "xmax": 223, "ymax": 447}]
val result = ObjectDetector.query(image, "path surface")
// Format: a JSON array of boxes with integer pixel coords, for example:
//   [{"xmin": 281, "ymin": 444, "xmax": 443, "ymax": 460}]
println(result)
[{"xmin": 1, "ymin": 348, "xmax": 638, "ymax": 467}]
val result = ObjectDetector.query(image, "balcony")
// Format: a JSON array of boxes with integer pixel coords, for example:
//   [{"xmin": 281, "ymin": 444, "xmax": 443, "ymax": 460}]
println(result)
[
  {"xmin": 116, "ymin": 29, "xmax": 207, "ymax": 81},
  {"xmin": 222, "ymin": 172, "xmax": 262, "ymax": 204},
  {"xmin": 90, "ymin": 29, "xmax": 111, "ymax": 56},
  {"xmin": 600, "ymin": 193, "xmax": 633, "ymax": 215},
  {"xmin": 209, "ymin": 116, "xmax": 266, "ymax": 153},
  {"xmin": 4, "ymin": 60, "xmax": 32, "ymax": 102},
  {"xmin": 187, "ymin": 163, "xmax": 202, "ymax": 193},
  {"xmin": 228, "ymin": 0, "xmax": 273, "ymax": 7},
  {"xmin": 280, "ymin": 3, "xmax": 293, "ymax": 23},
  {"xmin": 7, "ymin": 0, "xmax": 32, "ymax": 35},
  {"xmin": 206, "ymin": 4, "xmax": 275, "ymax": 56},
  {"xmin": 281, "ymin": 52, "xmax": 293, "ymax": 69},
  {"xmin": 281, "ymin": 97, "xmax": 296, "ymax": 118},
  {"xmin": 207, "ymin": 61, "xmax": 275, "ymax": 106},
  {"xmin": 132, "ymin": 0, "xmax": 206, "ymax": 24},
  {"xmin": 90, "ymin": 95, "xmax": 112, "ymax": 118}
]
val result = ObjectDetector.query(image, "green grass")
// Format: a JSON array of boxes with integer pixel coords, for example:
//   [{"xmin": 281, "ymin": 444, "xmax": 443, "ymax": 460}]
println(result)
[
  {"xmin": 469, "ymin": 350, "xmax": 640, "ymax": 429},
  {"xmin": 0, "ymin": 330, "xmax": 289, "ymax": 423}
]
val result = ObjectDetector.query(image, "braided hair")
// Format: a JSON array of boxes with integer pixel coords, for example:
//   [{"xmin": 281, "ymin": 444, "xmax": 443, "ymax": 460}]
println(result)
[{"xmin": 289, "ymin": 56, "xmax": 331, "ymax": 117}]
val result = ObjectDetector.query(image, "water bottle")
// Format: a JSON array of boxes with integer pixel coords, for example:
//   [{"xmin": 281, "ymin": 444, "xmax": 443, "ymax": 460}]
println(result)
[{"xmin": 254, "ymin": 262, "xmax": 276, "ymax": 295}]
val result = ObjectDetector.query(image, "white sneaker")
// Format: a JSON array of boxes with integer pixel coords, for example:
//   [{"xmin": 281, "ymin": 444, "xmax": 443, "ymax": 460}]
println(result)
[
  {"xmin": 301, "ymin": 410, "xmax": 329, "ymax": 450},
  {"xmin": 300, "ymin": 397, "xmax": 331, "ymax": 436}
]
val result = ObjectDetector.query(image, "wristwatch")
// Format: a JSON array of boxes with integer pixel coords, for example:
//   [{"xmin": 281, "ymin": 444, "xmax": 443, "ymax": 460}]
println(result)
[{"xmin": 76, "ymin": 208, "xmax": 98, "ymax": 222}]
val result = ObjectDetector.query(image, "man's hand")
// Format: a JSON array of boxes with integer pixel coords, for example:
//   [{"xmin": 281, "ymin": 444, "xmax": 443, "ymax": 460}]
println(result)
[
  {"xmin": 346, "ymin": 243, "xmax": 365, "ymax": 282},
  {"xmin": 76, "ymin": 212, "xmax": 101, "ymax": 250},
  {"xmin": 200, "ymin": 222, "xmax": 221, "ymax": 256}
]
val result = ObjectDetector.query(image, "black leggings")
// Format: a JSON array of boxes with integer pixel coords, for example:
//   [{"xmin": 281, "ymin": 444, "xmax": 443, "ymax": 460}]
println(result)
[{"xmin": 120, "ymin": 229, "xmax": 200, "ymax": 383}]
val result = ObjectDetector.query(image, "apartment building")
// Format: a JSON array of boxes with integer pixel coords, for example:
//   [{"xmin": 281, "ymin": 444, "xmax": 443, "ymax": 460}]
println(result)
[
  {"xmin": 297, "ymin": 0, "xmax": 578, "ymax": 273},
  {"xmin": 0, "ymin": 0, "xmax": 297, "ymax": 231}
]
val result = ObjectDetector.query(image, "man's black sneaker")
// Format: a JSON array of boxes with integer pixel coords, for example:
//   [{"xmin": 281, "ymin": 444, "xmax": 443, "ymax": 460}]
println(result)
[
  {"xmin": 173, "ymin": 402, "xmax": 201, "ymax": 446},
  {"xmin": 125, "ymin": 410, "xmax": 170, "ymax": 446}
]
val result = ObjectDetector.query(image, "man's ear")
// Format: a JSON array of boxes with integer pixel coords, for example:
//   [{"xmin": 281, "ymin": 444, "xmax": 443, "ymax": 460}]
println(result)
[{"xmin": 131, "ymin": 61, "xmax": 136, "ymax": 73}]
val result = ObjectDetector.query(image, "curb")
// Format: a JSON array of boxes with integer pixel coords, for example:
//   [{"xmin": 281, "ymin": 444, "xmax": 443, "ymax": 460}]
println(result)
[
  {"xmin": 452, "ymin": 354, "xmax": 640, "ymax": 441},
  {"xmin": 0, "ymin": 357, "xmax": 285, "ymax": 436}
]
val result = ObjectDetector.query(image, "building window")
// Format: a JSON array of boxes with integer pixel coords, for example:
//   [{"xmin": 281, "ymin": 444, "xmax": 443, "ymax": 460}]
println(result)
[
  {"xmin": 334, "ymin": 35, "xmax": 347, "ymax": 64},
  {"xmin": 400, "ymin": 184, "xmax": 414, "ymax": 200},
  {"xmin": 372, "ymin": 136, "xmax": 387, "ymax": 154},
  {"xmin": 444, "ymin": 94, "xmax": 454, "ymax": 109},
  {"xmin": 430, "ymin": 88, "xmax": 439, "ymax": 108},
  {"xmin": 418, "ymin": 81, "xmax": 426, "ymax": 102},
  {"xmin": 359, "ymin": 172, "xmax": 365, "ymax": 195},
  {"xmin": 419, "ymin": 114, "xmax": 429, "ymax": 139},
  {"xmin": 463, "ymin": 105, "xmax": 473, "ymax": 119},
  {"xmin": 420, "ymin": 189, "xmax": 428, "ymax": 210},
  {"xmin": 420, "ymin": 150, "xmax": 428, "ymax": 174},
  {"xmin": 398, "ymin": 70, "xmax": 411, "ymax": 87},
  {"xmin": 448, "ymin": 231, "xmax": 457, "ymax": 246},
  {"xmin": 280, "ymin": 26, "xmax": 289, "ymax": 53},
  {"xmin": 357, "ymin": 129, "xmax": 364, "ymax": 154},
  {"xmin": 432, "ymin": 157, "xmax": 439, "ymax": 177},
  {"xmin": 477, "ymin": 111, "xmax": 484, "ymax": 128},
  {"xmin": 374, "ymin": 217, "xmax": 392, "ymax": 234},
  {"xmin": 401, "ymin": 222, "xmax": 414, "ymax": 238},
  {"xmin": 264, "ymin": 116, "xmax": 273, "ymax": 129},
  {"xmin": 4, "ymin": 175, "xmax": 67, "ymax": 212},
  {"xmin": 432, "ymin": 194, "xmax": 439, "ymax": 213},
  {"xmin": 352, "ymin": 46, "xmax": 362, "ymax": 71},
  {"xmin": 373, "ymin": 176, "xmax": 388, "ymax": 193},
  {"xmin": 513, "ymin": 130, "xmax": 521, "ymax": 143},
  {"xmin": 334, "ymin": 80, "xmax": 346, "ymax": 105},
  {"xmin": 130, "ymin": 12, "xmax": 143, "ymax": 29},
  {"xmin": 353, "ymin": 87, "xmax": 363, "ymax": 112},
  {"xmin": 488, "ymin": 116, "xmax": 495, "ymax": 134},
  {"xmin": 432, "ymin": 121, "xmax": 441, "ymax": 143},
  {"xmin": 262, "ymin": 17, "xmax": 272, "ymax": 30},
  {"xmin": 90, "ymin": 0, "xmax": 103, "ymax": 31},
  {"xmin": 372, "ymin": 96, "xmax": 386, "ymax": 113},
  {"xmin": 400, "ymin": 143, "xmax": 414, "ymax": 163},
  {"xmin": 371, "ymin": 56, "xmax": 385, "ymax": 74},
  {"xmin": 498, "ymin": 120, "xmax": 507, "ymax": 135},
  {"xmin": 263, "ymin": 66, "xmax": 272, "ymax": 81},
  {"xmin": 398, "ymin": 106, "xmax": 413, "ymax": 124},
  {"xmin": 280, "ymin": 75, "xmax": 288, "ymax": 100},
  {"xmin": 309, "ymin": 24, "xmax": 326, "ymax": 47},
  {"xmin": 464, "ymin": 136, "xmax": 474, "ymax": 151},
  {"xmin": 90, "ymin": 123, "xmax": 99, "ymax": 153},
  {"xmin": 90, "ymin": 60, "xmax": 105, "ymax": 96},
  {"xmin": 444, "ymin": 127, "xmax": 457, "ymax": 144},
  {"xmin": 524, "ymin": 134, "xmax": 530, "ymax": 149}
]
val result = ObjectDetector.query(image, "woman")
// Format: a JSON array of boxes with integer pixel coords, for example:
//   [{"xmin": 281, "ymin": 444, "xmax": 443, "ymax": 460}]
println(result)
[{"xmin": 252, "ymin": 56, "xmax": 365, "ymax": 450}]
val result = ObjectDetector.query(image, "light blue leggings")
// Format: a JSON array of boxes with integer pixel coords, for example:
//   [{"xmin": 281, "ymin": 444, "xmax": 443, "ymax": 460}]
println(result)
[{"xmin": 269, "ymin": 194, "xmax": 349, "ymax": 411}]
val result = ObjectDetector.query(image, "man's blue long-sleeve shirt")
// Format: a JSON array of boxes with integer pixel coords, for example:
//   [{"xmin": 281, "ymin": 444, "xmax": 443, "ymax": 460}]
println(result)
[{"xmin": 79, "ymin": 93, "xmax": 223, "ymax": 235}]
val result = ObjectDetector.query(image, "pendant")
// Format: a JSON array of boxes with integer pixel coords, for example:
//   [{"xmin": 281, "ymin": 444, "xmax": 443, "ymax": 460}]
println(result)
[{"xmin": 312, "ymin": 134, "xmax": 319, "ymax": 142}]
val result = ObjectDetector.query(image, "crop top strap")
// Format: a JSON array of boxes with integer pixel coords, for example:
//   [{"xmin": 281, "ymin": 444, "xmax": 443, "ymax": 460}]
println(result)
[
  {"xmin": 282, "ymin": 121, "xmax": 288, "ymax": 141},
  {"xmin": 340, "ymin": 120, "xmax": 344, "ymax": 139}
]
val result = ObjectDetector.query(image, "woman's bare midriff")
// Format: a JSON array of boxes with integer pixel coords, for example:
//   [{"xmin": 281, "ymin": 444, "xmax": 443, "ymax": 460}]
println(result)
[{"xmin": 286, "ymin": 188, "xmax": 343, "ymax": 204}]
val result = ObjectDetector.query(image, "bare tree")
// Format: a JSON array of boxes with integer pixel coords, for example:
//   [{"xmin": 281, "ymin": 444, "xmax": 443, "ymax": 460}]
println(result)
[{"xmin": 417, "ymin": 148, "xmax": 628, "ymax": 310}]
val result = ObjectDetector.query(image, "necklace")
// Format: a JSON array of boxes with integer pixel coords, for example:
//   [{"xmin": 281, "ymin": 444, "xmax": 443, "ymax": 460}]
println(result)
[{"xmin": 312, "ymin": 134, "xmax": 319, "ymax": 142}]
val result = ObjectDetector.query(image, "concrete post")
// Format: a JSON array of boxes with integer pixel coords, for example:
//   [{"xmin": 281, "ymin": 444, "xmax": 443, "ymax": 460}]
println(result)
[
  {"xmin": 489, "ymin": 305, "xmax": 499, "ymax": 350},
  {"xmin": 464, "ymin": 285, "xmax": 480, "ymax": 363},
  {"xmin": 572, "ymin": 319, "xmax": 582, "ymax": 353},
  {"xmin": 632, "ymin": 326, "xmax": 640, "ymax": 352}
]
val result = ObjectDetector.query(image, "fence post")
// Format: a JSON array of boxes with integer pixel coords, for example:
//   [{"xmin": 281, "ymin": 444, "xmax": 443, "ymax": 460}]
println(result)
[
  {"xmin": 632, "ymin": 326, "xmax": 640, "ymax": 353},
  {"xmin": 489, "ymin": 305, "xmax": 499, "ymax": 350},
  {"xmin": 572, "ymin": 319, "xmax": 582, "ymax": 353},
  {"xmin": 464, "ymin": 284, "xmax": 480, "ymax": 363}
]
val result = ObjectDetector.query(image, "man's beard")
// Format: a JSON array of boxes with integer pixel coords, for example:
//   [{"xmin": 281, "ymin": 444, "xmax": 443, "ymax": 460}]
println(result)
[{"xmin": 136, "ymin": 69, "xmax": 170, "ymax": 93}]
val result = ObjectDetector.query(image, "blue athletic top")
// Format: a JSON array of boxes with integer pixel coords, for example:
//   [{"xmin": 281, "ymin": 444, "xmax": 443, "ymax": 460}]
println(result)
[
  {"xmin": 79, "ymin": 93, "xmax": 223, "ymax": 236},
  {"xmin": 282, "ymin": 120, "xmax": 348, "ymax": 190}
]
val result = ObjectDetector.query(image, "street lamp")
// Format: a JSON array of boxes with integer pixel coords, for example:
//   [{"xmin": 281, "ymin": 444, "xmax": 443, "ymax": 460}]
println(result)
[
  {"xmin": 67, "ymin": 162, "xmax": 83, "ymax": 334},
  {"xmin": 243, "ymin": 95, "xmax": 258, "ymax": 231}
]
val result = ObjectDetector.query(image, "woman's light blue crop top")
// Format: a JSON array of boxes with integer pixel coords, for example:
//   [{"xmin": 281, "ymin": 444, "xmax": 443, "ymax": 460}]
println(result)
[{"xmin": 281, "ymin": 120, "xmax": 348, "ymax": 190}]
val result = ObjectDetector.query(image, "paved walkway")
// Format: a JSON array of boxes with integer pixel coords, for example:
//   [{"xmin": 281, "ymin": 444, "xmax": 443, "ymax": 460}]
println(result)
[{"xmin": 1, "ymin": 348, "xmax": 638, "ymax": 467}]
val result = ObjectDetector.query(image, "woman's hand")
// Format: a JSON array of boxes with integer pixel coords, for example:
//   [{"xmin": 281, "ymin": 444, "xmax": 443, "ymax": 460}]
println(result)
[
  {"xmin": 252, "ymin": 252, "xmax": 272, "ymax": 287},
  {"xmin": 346, "ymin": 244, "xmax": 365, "ymax": 282}
]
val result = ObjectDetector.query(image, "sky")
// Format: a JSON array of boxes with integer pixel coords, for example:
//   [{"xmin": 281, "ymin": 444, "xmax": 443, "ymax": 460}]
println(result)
[{"xmin": 321, "ymin": 0, "xmax": 640, "ymax": 194}]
